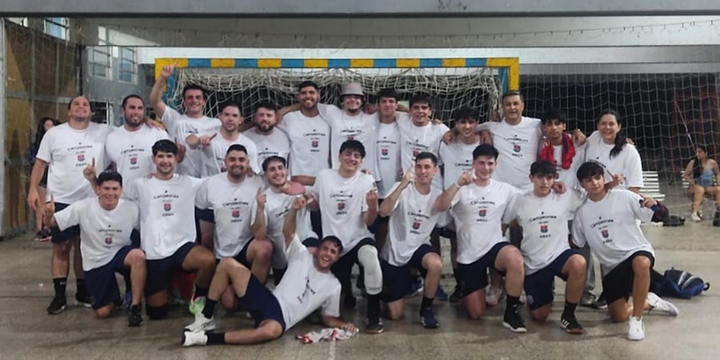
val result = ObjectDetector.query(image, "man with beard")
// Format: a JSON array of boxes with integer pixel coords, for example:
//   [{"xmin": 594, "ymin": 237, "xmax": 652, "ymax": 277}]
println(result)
[
  {"xmin": 243, "ymin": 102, "xmax": 290, "ymax": 174},
  {"xmin": 122, "ymin": 140, "xmax": 216, "ymax": 320}
]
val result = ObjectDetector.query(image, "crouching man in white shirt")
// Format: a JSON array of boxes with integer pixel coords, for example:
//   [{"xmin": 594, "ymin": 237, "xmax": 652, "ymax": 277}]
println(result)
[
  {"xmin": 572, "ymin": 161, "xmax": 679, "ymax": 341},
  {"xmin": 182, "ymin": 195, "xmax": 355, "ymax": 346}
]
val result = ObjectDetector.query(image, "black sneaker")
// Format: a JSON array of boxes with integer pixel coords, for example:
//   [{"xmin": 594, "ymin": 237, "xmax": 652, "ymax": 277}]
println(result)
[
  {"xmin": 713, "ymin": 208, "xmax": 720, "ymax": 227},
  {"xmin": 364, "ymin": 317, "xmax": 384, "ymax": 334},
  {"xmin": 449, "ymin": 285, "xmax": 463, "ymax": 304},
  {"xmin": 560, "ymin": 314, "xmax": 584, "ymax": 334},
  {"xmin": 590, "ymin": 297, "xmax": 607, "ymax": 310},
  {"xmin": 75, "ymin": 292, "xmax": 92, "ymax": 308},
  {"xmin": 502, "ymin": 311, "xmax": 527, "ymax": 333},
  {"xmin": 128, "ymin": 305, "xmax": 143, "ymax": 327},
  {"xmin": 47, "ymin": 296, "xmax": 67, "ymax": 315},
  {"xmin": 420, "ymin": 309, "xmax": 439, "ymax": 329}
]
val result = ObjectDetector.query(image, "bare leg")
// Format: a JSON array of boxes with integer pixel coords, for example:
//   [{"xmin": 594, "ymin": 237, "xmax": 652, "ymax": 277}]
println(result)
[
  {"xmin": 494, "ymin": 246, "xmax": 524, "ymax": 298},
  {"xmin": 631, "ymin": 256, "xmax": 652, "ymax": 318},
  {"xmin": 692, "ymin": 186, "xmax": 705, "ymax": 214},
  {"xmin": 463, "ymin": 289, "xmax": 487, "ymax": 319},
  {"xmin": 246, "ymin": 239, "xmax": 272, "ymax": 284},
  {"xmin": 222, "ymin": 320, "xmax": 283, "ymax": 345},
  {"xmin": 124, "ymin": 249, "xmax": 146, "ymax": 306},
  {"xmin": 563, "ymin": 254, "xmax": 587, "ymax": 305},
  {"xmin": 72, "ymin": 237, "xmax": 84, "ymax": 279},
  {"xmin": 422, "ymin": 253, "xmax": 443, "ymax": 299},
  {"xmin": 182, "ymin": 245, "xmax": 217, "ymax": 289}
]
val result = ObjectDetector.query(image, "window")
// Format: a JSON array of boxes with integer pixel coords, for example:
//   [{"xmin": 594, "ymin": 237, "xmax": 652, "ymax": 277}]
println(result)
[
  {"xmin": 89, "ymin": 27, "xmax": 112, "ymax": 79},
  {"xmin": 44, "ymin": 18, "xmax": 69, "ymax": 40},
  {"xmin": 90, "ymin": 101, "xmax": 108, "ymax": 124},
  {"xmin": 119, "ymin": 47, "xmax": 137, "ymax": 83}
]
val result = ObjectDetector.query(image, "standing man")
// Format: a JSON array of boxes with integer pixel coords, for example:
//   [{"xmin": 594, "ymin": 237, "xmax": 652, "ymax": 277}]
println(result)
[
  {"xmin": 243, "ymin": 102, "xmax": 290, "ymax": 174},
  {"xmin": 27, "ymin": 96, "xmax": 113, "ymax": 314}
]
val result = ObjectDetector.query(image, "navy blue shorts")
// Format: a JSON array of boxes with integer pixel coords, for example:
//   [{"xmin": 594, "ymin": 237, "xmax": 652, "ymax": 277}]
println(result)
[
  {"xmin": 198, "ymin": 208, "xmax": 215, "ymax": 223},
  {"xmin": 145, "ymin": 242, "xmax": 196, "ymax": 296},
  {"xmin": 51, "ymin": 202, "xmax": 80, "ymax": 244},
  {"xmin": 382, "ymin": 244, "xmax": 435, "ymax": 302},
  {"xmin": 84, "ymin": 246, "xmax": 133, "ymax": 309},
  {"xmin": 603, "ymin": 250, "xmax": 655, "ymax": 304},
  {"xmin": 456, "ymin": 242, "xmax": 511, "ymax": 296},
  {"xmin": 237, "ymin": 274, "xmax": 286, "ymax": 333},
  {"xmin": 368, "ymin": 199, "xmax": 389, "ymax": 234},
  {"xmin": 331, "ymin": 238, "xmax": 376, "ymax": 286},
  {"xmin": 272, "ymin": 267, "xmax": 287, "ymax": 286},
  {"xmin": 231, "ymin": 240, "xmax": 254, "ymax": 268},
  {"xmin": 524, "ymin": 249, "xmax": 579, "ymax": 310}
]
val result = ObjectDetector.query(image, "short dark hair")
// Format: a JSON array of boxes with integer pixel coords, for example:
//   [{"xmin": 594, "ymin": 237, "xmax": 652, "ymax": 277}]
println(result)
[
  {"xmin": 541, "ymin": 108, "xmax": 567, "ymax": 125},
  {"xmin": 409, "ymin": 94, "xmax": 432, "ymax": 109},
  {"xmin": 576, "ymin": 161, "xmax": 605, "ymax": 182},
  {"xmin": 415, "ymin": 152, "xmax": 438, "ymax": 166},
  {"xmin": 219, "ymin": 102, "xmax": 241, "ymax": 114},
  {"xmin": 377, "ymin": 88, "xmax": 398, "ymax": 101},
  {"xmin": 321, "ymin": 236, "xmax": 344, "ymax": 253},
  {"xmin": 226, "ymin": 144, "xmax": 248, "ymax": 156},
  {"xmin": 262, "ymin": 156, "xmax": 286, "ymax": 172},
  {"xmin": 152, "ymin": 139, "xmax": 178, "ymax": 156},
  {"xmin": 501, "ymin": 90, "xmax": 524, "ymax": 103},
  {"xmin": 67, "ymin": 95, "xmax": 88, "ymax": 110},
  {"xmin": 339, "ymin": 140, "xmax": 366, "ymax": 159},
  {"xmin": 121, "ymin": 94, "xmax": 144, "ymax": 109},
  {"xmin": 298, "ymin": 81, "xmax": 319, "ymax": 92},
  {"xmin": 182, "ymin": 84, "xmax": 205, "ymax": 99},
  {"xmin": 530, "ymin": 160, "xmax": 557, "ymax": 177},
  {"xmin": 472, "ymin": 144, "xmax": 499, "ymax": 160},
  {"xmin": 97, "ymin": 170, "xmax": 123, "ymax": 187},
  {"xmin": 256, "ymin": 101, "xmax": 277, "ymax": 113},
  {"xmin": 452, "ymin": 106, "xmax": 480, "ymax": 123}
]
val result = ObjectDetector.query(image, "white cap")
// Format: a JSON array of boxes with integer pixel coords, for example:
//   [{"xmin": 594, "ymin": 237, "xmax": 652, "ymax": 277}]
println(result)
[{"xmin": 341, "ymin": 82, "xmax": 364, "ymax": 97}]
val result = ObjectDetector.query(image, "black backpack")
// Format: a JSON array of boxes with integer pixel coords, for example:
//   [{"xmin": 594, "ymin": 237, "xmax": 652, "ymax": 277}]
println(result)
[{"xmin": 651, "ymin": 268, "xmax": 709, "ymax": 299}]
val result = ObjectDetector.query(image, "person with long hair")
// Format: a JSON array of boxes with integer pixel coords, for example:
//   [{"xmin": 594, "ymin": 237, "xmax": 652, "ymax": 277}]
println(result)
[
  {"xmin": 28, "ymin": 116, "xmax": 60, "ymax": 241},
  {"xmin": 684, "ymin": 145, "xmax": 720, "ymax": 222}
]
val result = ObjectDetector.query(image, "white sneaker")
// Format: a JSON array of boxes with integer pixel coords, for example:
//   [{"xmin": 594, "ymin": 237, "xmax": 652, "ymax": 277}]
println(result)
[
  {"xmin": 691, "ymin": 212, "xmax": 701, "ymax": 222},
  {"xmin": 647, "ymin": 292, "xmax": 679, "ymax": 316},
  {"xmin": 184, "ymin": 313, "xmax": 216, "ymax": 332},
  {"xmin": 182, "ymin": 330, "xmax": 208, "ymax": 347},
  {"xmin": 486, "ymin": 286, "xmax": 504, "ymax": 307},
  {"xmin": 627, "ymin": 316, "xmax": 645, "ymax": 341}
]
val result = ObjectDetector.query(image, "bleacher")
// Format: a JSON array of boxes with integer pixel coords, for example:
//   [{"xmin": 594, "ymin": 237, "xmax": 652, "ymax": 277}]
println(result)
[{"xmin": 642, "ymin": 171, "xmax": 665, "ymax": 202}]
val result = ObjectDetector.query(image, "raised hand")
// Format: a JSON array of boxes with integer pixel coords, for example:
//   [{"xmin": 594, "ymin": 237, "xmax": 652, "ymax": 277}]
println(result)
[
  {"xmin": 83, "ymin": 157, "xmax": 96, "ymax": 181},
  {"xmin": 175, "ymin": 138, "xmax": 186, "ymax": 163},
  {"xmin": 159, "ymin": 63, "xmax": 176, "ymax": 80},
  {"xmin": 256, "ymin": 187, "xmax": 267, "ymax": 208},
  {"xmin": 551, "ymin": 181, "xmax": 567, "ymax": 194},
  {"xmin": 291, "ymin": 194, "xmax": 307, "ymax": 210},
  {"xmin": 366, "ymin": 185, "xmax": 379, "ymax": 206},
  {"xmin": 456, "ymin": 170, "xmax": 474, "ymax": 187},
  {"xmin": 400, "ymin": 165, "xmax": 415, "ymax": 189},
  {"xmin": 199, "ymin": 133, "xmax": 217, "ymax": 147}
]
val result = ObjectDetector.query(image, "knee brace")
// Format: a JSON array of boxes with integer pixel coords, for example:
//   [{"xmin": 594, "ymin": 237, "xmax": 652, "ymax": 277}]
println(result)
[
  {"xmin": 146, "ymin": 304, "xmax": 168, "ymax": 320},
  {"xmin": 357, "ymin": 245, "xmax": 382, "ymax": 295}
]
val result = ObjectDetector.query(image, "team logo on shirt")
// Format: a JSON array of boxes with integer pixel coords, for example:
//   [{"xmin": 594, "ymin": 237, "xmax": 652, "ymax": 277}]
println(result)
[
  {"xmin": 130, "ymin": 156, "xmax": 138, "ymax": 165},
  {"xmin": 163, "ymin": 202, "xmax": 172, "ymax": 211},
  {"xmin": 337, "ymin": 201, "xmax": 346, "ymax": 211},
  {"xmin": 478, "ymin": 209, "xmax": 487, "ymax": 217},
  {"xmin": 311, "ymin": 140, "xmax": 319, "ymax": 148},
  {"xmin": 412, "ymin": 221, "xmax": 421, "ymax": 230},
  {"xmin": 513, "ymin": 144, "xmax": 521, "ymax": 153},
  {"xmin": 381, "ymin": 148, "xmax": 388, "ymax": 156},
  {"xmin": 601, "ymin": 229, "xmax": 609, "ymax": 238},
  {"xmin": 104, "ymin": 236, "xmax": 113, "ymax": 245},
  {"xmin": 232, "ymin": 209, "xmax": 240, "ymax": 218},
  {"xmin": 540, "ymin": 224, "xmax": 548, "ymax": 233},
  {"xmin": 77, "ymin": 154, "xmax": 85, "ymax": 162}
]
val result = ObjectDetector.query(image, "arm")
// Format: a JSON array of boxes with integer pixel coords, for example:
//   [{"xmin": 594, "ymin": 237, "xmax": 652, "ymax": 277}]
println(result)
[
  {"xmin": 43, "ymin": 195, "xmax": 57, "ymax": 228},
  {"xmin": 276, "ymin": 103, "xmax": 302, "ymax": 122},
  {"xmin": 290, "ymin": 175, "xmax": 316, "ymax": 186},
  {"xmin": 434, "ymin": 171, "xmax": 473, "ymax": 211},
  {"xmin": 684, "ymin": 160, "xmax": 694, "ymax": 184},
  {"xmin": 83, "ymin": 157, "xmax": 99, "ymax": 195},
  {"xmin": 251, "ymin": 188, "xmax": 267, "ymax": 240},
  {"xmin": 321, "ymin": 315, "xmax": 356, "ymax": 332},
  {"xmin": 27, "ymin": 159, "xmax": 48, "ymax": 212},
  {"xmin": 185, "ymin": 132, "xmax": 216, "ymax": 150},
  {"xmin": 714, "ymin": 160, "xmax": 720, "ymax": 185},
  {"xmin": 363, "ymin": 185, "xmax": 379, "ymax": 227},
  {"xmin": 283, "ymin": 195, "xmax": 306, "ymax": 247},
  {"xmin": 379, "ymin": 168, "xmax": 414, "ymax": 217},
  {"xmin": 149, "ymin": 64, "xmax": 175, "ymax": 119}
]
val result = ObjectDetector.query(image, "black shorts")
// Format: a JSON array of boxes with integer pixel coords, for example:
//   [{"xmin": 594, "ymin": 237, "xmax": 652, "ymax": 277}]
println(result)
[
  {"xmin": 198, "ymin": 208, "xmax": 215, "ymax": 223},
  {"xmin": 230, "ymin": 240, "xmax": 254, "ymax": 268},
  {"xmin": 456, "ymin": 242, "xmax": 511, "ymax": 296},
  {"xmin": 84, "ymin": 246, "xmax": 132, "ymax": 309},
  {"xmin": 237, "ymin": 274, "xmax": 286, "ymax": 333},
  {"xmin": 382, "ymin": 244, "xmax": 435, "ymax": 302},
  {"xmin": 51, "ymin": 202, "xmax": 80, "ymax": 244},
  {"xmin": 602, "ymin": 250, "xmax": 655, "ymax": 304},
  {"xmin": 272, "ymin": 267, "xmax": 287, "ymax": 286},
  {"xmin": 145, "ymin": 242, "xmax": 196, "ymax": 296},
  {"xmin": 524, "ymin": 249, "xmax": 579, "ymax": 310},
  {"xmin": 331, "ymin": 238, "xmax": 376, "ymax": 285},
  {"xmin": 368, "ymin": 199, "xmax": 389, "ymax": 234}
]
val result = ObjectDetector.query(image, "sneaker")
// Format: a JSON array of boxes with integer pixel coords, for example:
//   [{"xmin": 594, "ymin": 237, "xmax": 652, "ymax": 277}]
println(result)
[
  {"xmin": 128, "ymin": 305, "xmax": 143, "ymax": 327},
  {"xmin": 435, "ymin": 287, "xmax": 449, "ymax": 301},
  {"xmin": 75, "ymin": 292, "xmax": 92, "ymax": 308},
  {"xmin": 647, "ymin": 292, "xmax": 679, "ymax": 316},
  {"xmin": 181, "ymin": 331, "xmax": 208, "ymax": 347},
  {"xmin": 502, "ymin": 311, "xmax": 527, "ymax": 333},
  {"xmin": 627, "ymin": 316, "xmax": 645, "ymax": 341},
  {"xmin": 420, "ymin": 309, "xmax": 439, "ymax": 329},
  {"xmin": 560, "ymin": 314, "xmax": 584, "ymax": 334},
  {"xmin": 713, "ymin": 208, "xmax": 720, "ymax": 227},
  {"xmin": 189, "ymin": 295, "xmax": 206, "ymax": 315},
  {"xmin": 404, "ymin": 280, "xmax": 423, "ymax": 299},
  {"xmin": 486, "ymin": 285, "xmax": 504, "ymax": 307},
  {"xmin": 125, "ymin": 291, "xmax": 133, "ymax": 308},
  {"xmin": 590, "ymin": 295, "xmax": 607, "ymax": 310},
  {"xmin": 364, "ymin": 317, "xmax": 384, "ymax": 334},
  {"xmin": 46, "ymin": 296, "xmax": 67, "ymax": 315},
  {"xmin": 449, "ymin": 285, "xmax": 463, "ymax": 304},
  {"xmin": 184, "ymin": 313, "xmax": 216, "ymax": 332},
  {"xmin": 691, "ymin": 212, "xmax": 701, "ymax": 222},
  {"xmin": 580, "ymin": 292, "xmax": 597, "ymax": 307}
]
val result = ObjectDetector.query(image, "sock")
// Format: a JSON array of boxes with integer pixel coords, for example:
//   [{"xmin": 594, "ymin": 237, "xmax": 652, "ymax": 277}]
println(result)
[
  {"xmin": 505, "ymin": 295, "xmax": 520, "ymax": 316},
  {"xmin": 420, "ymin": 296, "xmax": 434, "ymax": 313},
  {"xmin": 194, "ymin": 286, "xmax": 209, "ymax": 298},
  {"xmin": 367, "ymin": 294, "xmax": 381, "ymax": 321},
  {"xmin": 53, "ymin": 277, "xmax": 67, "ymax": 298},
  {"xmin": 562, "ymin": 301, "xmax": 577, "ymax": 318},
  {"xmin": 206, "ymin": 332, "xmax": 225, "ymax": 345},
  {"xmin": 76, "ymin": 278, "xmax": 87, "ymax": 295},
  {"xmin": 202, "ymin": 299, "xmax": 217, "ymax": 319}
]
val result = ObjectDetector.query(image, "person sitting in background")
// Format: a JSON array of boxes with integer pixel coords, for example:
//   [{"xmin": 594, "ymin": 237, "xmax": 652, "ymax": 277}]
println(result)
[{"xmin": 684, "ymin": 145, "xmax": 720, "ymax": 222}]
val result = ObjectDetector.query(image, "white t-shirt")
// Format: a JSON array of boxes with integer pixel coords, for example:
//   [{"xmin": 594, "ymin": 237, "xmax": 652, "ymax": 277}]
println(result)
[
  {"xmin": 572, "ymin": 189, "xmax": 655, "ymax": 274},
  {"xmin": 195, "ymin": 173, "xmax": 263, "ymax": 258},
  {"xmin": 439, "ymin": 139, "xmax": 480, "ymax": 190},
  {"xmin": 375, "ymin": 120, "xmax": 402, "ymax": 198},
  {"xmin": 450, "ymin": 179, "xmax": 520, "ymax": 264},
  {"xmin": 277, "ymin": 110, "xmax": 330, "ymax": 178},
  {"xmin": 199, "ymin": 133, "xmax": 259, "ymax": 178},
  {"xmin": 36, "ymin": 122, "xmax": 113, "ymax": 204},
  {"xmin": 550, "ymin": 142, "xmax": 586, "ymax": 191},
  {"xmin": 398, "ymin": 118, "xmax": 450, "ymax": 189},
  {"xmin": 123, "ymin": 174, "xmax": 204, "ymax": 260},
  {"xmin": 105, "ymin": 125, "xmax": 169, "ymax": 183},
  {"xmin": 319, "ymin": 104, "xmax": 379, "ymax": 179},
  {"xmin": 263, "ymin": 189, "xmax": 317, "ymax": 269},
  {"xmin": 503, "ymin": 190, "xmax": 584, "ymax": 275},
  {"xmin": 310, "ymin": 169, "xmax": 375, "ymax": 255},
  {"xmin": 167, "ymin": 108, "xmax": 221, "ymax": 177},
  {"xmin": 55, "ymin": 198, "xmax": 139, "ymax": 271},
  {"xmin": 243, "ymin": 127, "xmax": 291, "ymax": 173},
  {"xmin": 479, "ymin": 117, "xmax": 542, "ymax": 191},
  {"xmin": 584, "ymin": 131, "xmax": 643, "ymax": 189},
  {"xmin": 274, "ymin": 236, "xmax": 341, "ymax": 331},
  {"xmin": 380, "ymin": 183, "xmax": 444, "ymax": 266}
]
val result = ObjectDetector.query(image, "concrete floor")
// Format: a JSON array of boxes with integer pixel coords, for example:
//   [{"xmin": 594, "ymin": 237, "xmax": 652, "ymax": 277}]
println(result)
[{"xmin": 0, "ymin": 220, "xmax": 718, "ymax": 360}]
